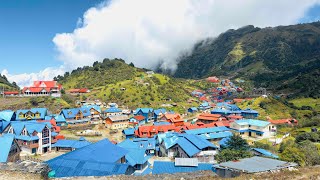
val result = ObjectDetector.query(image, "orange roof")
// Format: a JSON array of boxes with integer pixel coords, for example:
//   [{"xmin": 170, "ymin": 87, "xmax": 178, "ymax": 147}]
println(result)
[
  {"xmin": 269, "ymin": 119, "xmax": 298, "ymax": 125},
  {"xmin": 215, "ymin": 121, "xmax": 230, "ymax": 127},
  {"xmin": 4, "ymin": 91, "xmax": 19, "ymax": 95},
  {"xmin": 233, "ymin": 98, "xmax": 245, "ymax": 103},
  {"xmin": 68, "ymin": 88, "xmax": 89, "ymax": 93},
  {"xmin": 163, "ymin": 114, "xmax": 184, "ymax": 123},
  {"xmin": 22, "ymin": 87, "xmax": 51, "ymax": 93},
  {"xmin": 33, "ymin": 81, "xmax": 59, "ymax": 88},
  {"xmin": 133, "ymin": 115, "xmax": 145, "ymax": 121},
  {"xmin": 198, "ymin": 113, "xmax": 221, "ymax": 121}
]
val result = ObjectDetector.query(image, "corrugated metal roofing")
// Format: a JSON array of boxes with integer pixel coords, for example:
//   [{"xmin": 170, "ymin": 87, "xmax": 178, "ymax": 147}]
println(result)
[
  {"xmin": 0, "ymin": 110, "xmax": 15, "ymax": 121},
  {"xmin": 252, "ymin": 148, "xmax": 279, "ymax": 159},
  {"xmin": 152, "ymin": 161, "xmax": 213, "ymax": 174},
  {"xmin": 175, "ymin": 158, "xmax": 198, "ymax": 167},
  {"xmin": 216, "ymin": 156, "xmax": 297, "ymax": 173},
  {"xmin": 52, "ymin": 138, "xmax": 91, "ymax": 149},
  {"xmin": 0, "ymin": 134, "xmax": 15, "ymax": 162},
  {"xmin": 199, "ymin": 131, "xmax": 233, "ymax": 140},
  {"xmin": 104, "ymin": 107, "xmax": 122, "ymax": 113},
  {"xmin": 16, "ymin": 108, "xmax": 47, "ymax": 120},
  {"xmin": 234, "ymin": 119, "xmax": 270, "ymax": 127},
  {"xmin": 60, "ymin": 108, "xmax": 91, "ymax": 119},
  {"xmin": 185, "ymin": 127, "xmax": 230, "ymax": 135},
  {"xmin": 122, "ymin": 128, "xmax": 135, "ymax": 135},
  {"xmin": 136, "ymin": 108, "xmax": 153, "ymax": 114},
  {"xmin": 47, "ymin": 139, "xmax": 129, "ymax": 178}
]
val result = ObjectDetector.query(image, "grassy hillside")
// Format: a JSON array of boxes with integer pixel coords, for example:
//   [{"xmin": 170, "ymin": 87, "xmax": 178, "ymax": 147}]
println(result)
[
  {"xmin": 0, "ymin": 74, "xmax": 19, "ymax": 90},
  {"xmin": 174, "ymin": 22, "xmax": 320, "ymax": 98},
  {"xmin": 237, "ymin": 97, "xmax": 318, "ymax": 123},
  {"xmin": 0, "ymin": 96, "xmax": 71, "ymax": 114},
  {"xmin": 55, "ymin": 59, "xmax": 207, "ymax": 113}
]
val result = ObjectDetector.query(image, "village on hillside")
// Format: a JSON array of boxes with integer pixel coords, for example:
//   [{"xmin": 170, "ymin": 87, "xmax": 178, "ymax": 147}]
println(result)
[{"xmin": 0, "ymin": 74, "xmax": 315, "ymax": 179}]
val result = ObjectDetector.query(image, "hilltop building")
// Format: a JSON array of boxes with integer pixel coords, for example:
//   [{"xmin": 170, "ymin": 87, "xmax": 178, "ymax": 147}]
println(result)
[{"xmin": 22, "ymin": 81, "xmax": 62, "ymax": 97}]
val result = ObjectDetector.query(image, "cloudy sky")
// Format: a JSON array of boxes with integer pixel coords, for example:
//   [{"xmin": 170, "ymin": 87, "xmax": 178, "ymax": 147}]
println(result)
[{"xmin": 1, "ymin": 0, "xmax": 320, "ymax": 87}]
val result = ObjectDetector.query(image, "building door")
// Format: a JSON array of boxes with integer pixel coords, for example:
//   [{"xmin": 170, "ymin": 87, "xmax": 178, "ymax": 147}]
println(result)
[
  {"xmin": 249, "ymin": 131, "xmax": 252, "ymax": 137},
  {"xmin": 43, "ymin": 147, "xmax": 48, "ymax": 153}
]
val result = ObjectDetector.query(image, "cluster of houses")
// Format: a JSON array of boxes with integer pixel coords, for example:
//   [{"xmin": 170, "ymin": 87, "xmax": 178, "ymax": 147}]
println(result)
[
  {"xmin": 2, "ymin": 80, "xmax": 90, "ymax": 98},
  {"xmin": 0, "ymin": 78, "xmax": 300, "ymax": 178}
]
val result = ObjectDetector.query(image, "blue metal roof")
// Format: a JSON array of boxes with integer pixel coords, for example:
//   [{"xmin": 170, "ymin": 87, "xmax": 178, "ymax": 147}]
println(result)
[
  {"xmin": 241, "ymin": 108, "xmax": 259, "ymax": 114},
  {"xmin": 216, "ymin": 156, "xmax": 296, "ymax": 173},
  {"xmin": 135, "ymin": 108, "xmax": 153, "ymax": 114},
  {"xmin": 252, "ymin": 148, "xmax": 279, "ymax": 159},
  {"xmin": 16, "ymin": 108, "xmax": 47, "ymax": 120},
  {"xmin": 10, "ymin": 121, "xmax": 49, "ymax": 135},
  {"xmin": 188, "ymin": 107, "xmax": 198, "ymax": 111},
  {"xmin": 118, "ymin": 138, "xmax": 156, "ymax": 150},
  {"xmin": 122, "ymin": 128, "xmax": 135, "ymax": 136},
  {"xmin": 0, "ymin": 121, "xmax": 10, "ymax": 133},
  {"xmin": 218, "ymin": 137, "xmax": 230, "ymax": 148},
  {"xmin": 60, "ymin": 108, "xmax": 91, "ymax": 119},
  {"xmin": 0, "ymin": 134, "xmax": 15, "ymax": 162},
  {"xmin": 152, "ymin": 161, "xmax": 213, "ymax": 174},
  {"xmin": 234, "ymin": 119, "xmax": 270, "ymax": 127},
  {"xmin": 54, "ymin": 115, "xmax": 66, "ymax": 123},
  {"xmin": 15, "ymin": 135, "xmax": 39, "ymax": 141},
  {"xmin": 0, "ymin": 110, "xmax": 15, "ymax": 121},
  {"xmin": 104, "ymin": 107, "xmax": 122, "ymax": 113},
  {"xmin": 185, "ymin": 127, "xmax": 230, "ymax": 135},
  {"xmin": 47, "ymin": 139, "xmax": 129, "ymax": 178},
  {"xmin": 199, "ymin": 131, "xmax": 233, "ymax": 140},
  {"xmin": 81, "ymin": 105, "xmax": 101, "ymax": 113},
  {"xmin": 122, "ymin": 148, "xmax": 150, "ymax": 166},
  {"xmin": 154, "ymin": 109, "xmax": 167, "ymax": 116},
  {"xmin": 162, "ymin": 133, "xmax": 217, "ymax": 157},
  {"xmin": 50, "ymin": 139, "xmax": 127, "ymax": 163},
  {"xmin": 52, "ymin": 138, "xmax": 91, "ymax": 149}
]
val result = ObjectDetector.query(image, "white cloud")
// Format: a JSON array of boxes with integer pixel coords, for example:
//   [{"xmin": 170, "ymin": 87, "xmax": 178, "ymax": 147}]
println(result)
[
  {"xmin": 1, "ymin": 66, "xmax": 66, "ymax": 88},
  {"xmin": 53, "ymin": 0, "xmax": 320, "ymax": 71},
  {"xmin": 4, "ymin": 0, "xmax": 320, "ymax": 87}
]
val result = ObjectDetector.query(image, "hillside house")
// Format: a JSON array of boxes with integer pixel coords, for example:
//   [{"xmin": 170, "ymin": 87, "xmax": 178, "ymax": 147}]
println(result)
[
  {"xmin": 153, "ymin": 108, "xmax": 167, "ymax": 121},
  {"xmin": 129, "ymin": 115, "xmax": 146, "ymax": 126},
  {"xmin": 135, "ymin": 108, "xmax": 154, "ymax": 122},
  {"xmin": 22, "ymin": 81, "xmax": 62, "ymax": 97},
  {"xmin": 122, "ymin": 128, "xmax": 136, "ymax": 139},
  {"xmin": 81, "ymin": 105, "xmax": 101, "ymax": 120},
  {"xmin": 16, "ymin": 108, "xmax": 47, "ymax": 121},
  {"xmin": 230, "ymin": 119, "xmax": 276, "ymax": 139},
  {"xmin": 152, "ymin": 159, "xmax": 213, "ymax": 175},
  {"xmin": 158, "ymin": 133, "xmax": 218, "ymax": 163},
  {"xmin": 241, "ymin": 109, "xmax": 259, "ymax": 119},
  {"xmin": 46, "ymin": 139, "xmax": 132, "ymax": 178},
  {"xmin": 214, "ymin": 156, "xmax": 297, "ymax": 178},
  {"xmin": 268, "ymin": 118, "xmax": 298, "ymax": 126},
  {"xmin": 60, "ymin": 108, "xmax": 91, "ymax": 123},
  {"xmin": 67, "ymin": 88, "xmax": 90, "ymax": 95},
  {"xmin": 134, "ymin": 124, "xmax": 177, "ymax": 138},
  {"xmin": 117, "ymin": 139, "xmax": 152, "ymax": 173},
  {"xmin": 161, "ymin": 114, "xmax": 184, "ymax": 126},
  {"xmin": 188, "ymin": 107, "xmax": 198, "ymax": 113},
  {"xmin": 52, "ymin": 137, "xmax": 91, "ymax": 152},
  {"xmin": 197, "ymin": 113, "xmax": 225, "ymax": 124},
  {"xmin": 3, "ymin": 121, "xmax": 53, "ymax": 154},
  {"xmin": 184, "ymin": 127, "xmax": 232, "ymax": 141},
  {"xmin": 3, "ymin": 91, "xmax": 19, "ymax": 97},
  {"xmin": 105, "ymin": 115, "xmax": 129, "ymax": 130},
  {"xmin": 104, "ymin": 106, "xmax": 122, "ymax": 116},
  {"xmin": 0, "ymin": 134, "xmax": 21, "ymax": 163}
]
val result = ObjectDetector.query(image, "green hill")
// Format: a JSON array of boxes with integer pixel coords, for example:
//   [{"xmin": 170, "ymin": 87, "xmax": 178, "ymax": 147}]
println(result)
[
  {"xmin": 55, "ymin": 59, "xmax": 208, "ymax": 112},
  {"xmin": 174, "ymin": 22, "xmax": 320, "ymax": 98},
  {"xmin": 0, "ymin": 74, "xmax": 19, "ymax": 90}
]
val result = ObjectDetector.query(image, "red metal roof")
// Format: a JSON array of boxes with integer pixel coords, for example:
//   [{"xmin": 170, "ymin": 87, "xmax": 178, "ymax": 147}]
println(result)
[
  {"xmin": 4, "ymin": 91, "xmax": 19, "ymax": 95},
  {"xmin": 133, "ymin": 115, "xmax": 145, "ymax": 121}
]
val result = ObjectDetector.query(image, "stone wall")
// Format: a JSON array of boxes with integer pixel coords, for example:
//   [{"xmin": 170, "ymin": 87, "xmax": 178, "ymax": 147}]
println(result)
[{"xmin": 0, "ymin": 161, "xmax": 50, "ymax": 180}]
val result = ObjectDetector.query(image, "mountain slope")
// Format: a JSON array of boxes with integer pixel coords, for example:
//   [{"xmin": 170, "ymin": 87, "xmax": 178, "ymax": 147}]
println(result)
[
  {"xmin": 0, "ymin": 74, "xmax": 19, "ymax": 90},
  {"xmin": 55, "ymin": 59, "xmax": 206, "ymax": 111},
  {"xmin": 174, "ymin": 22, "xmax": 320, "ymax": 98}
]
